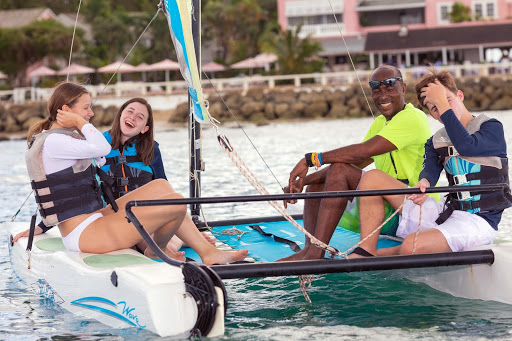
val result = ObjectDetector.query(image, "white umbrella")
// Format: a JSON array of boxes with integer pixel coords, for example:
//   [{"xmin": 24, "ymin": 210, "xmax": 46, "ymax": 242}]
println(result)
[
  {"xmin": 98, "ymin": 62, "xmax": 137, "ymax": 82},
  {"xmin": 28, "ymin": 65, "xmax": 56, "ymax": 78},
  {"xmin": 230, "ymin": 57, "xmax": 259, "ymax": 69},
  {"xmin": 57, "ymin": 63, "xmax": 95, "ymax": 76},
  {"xmin": 135, "ymin": 63, "xmax": 150, "ymax": 82},
  {"xmin": 146, "ymin": 59, "xmax": 180, "ymax": 82},
  {"xmin": 202, "ymin": 61, "xmax": 227, "ymax": 73}
]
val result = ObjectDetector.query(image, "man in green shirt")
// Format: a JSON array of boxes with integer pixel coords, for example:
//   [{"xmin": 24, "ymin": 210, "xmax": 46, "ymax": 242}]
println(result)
[{"xmin": 281, "ymin": 65, "xmax": 433, "ymax": 261}]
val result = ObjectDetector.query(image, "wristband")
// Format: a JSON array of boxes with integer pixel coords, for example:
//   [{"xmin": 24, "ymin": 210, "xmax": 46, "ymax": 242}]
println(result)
[{"xmin": 305, "ymin": 153, "xmax": 315, "ymax": 167}]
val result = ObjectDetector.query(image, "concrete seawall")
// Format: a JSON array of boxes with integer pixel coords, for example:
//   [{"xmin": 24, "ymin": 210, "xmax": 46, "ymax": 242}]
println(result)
[{"xmin": 2, "ymin": 76, "xmax": 511, "ymax": 139}]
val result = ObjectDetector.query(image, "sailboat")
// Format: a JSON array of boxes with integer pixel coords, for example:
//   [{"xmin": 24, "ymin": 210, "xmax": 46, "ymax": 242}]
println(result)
[{"xmin": 6, "ymin": 0, "xmax": 512, "ymax": 339}]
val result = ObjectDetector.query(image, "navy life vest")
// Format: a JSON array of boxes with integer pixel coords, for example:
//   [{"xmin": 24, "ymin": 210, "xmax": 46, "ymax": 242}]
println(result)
[
  {"xmin": 433, "ymin": 114, "xmax": 512, "ymax": 224},
  {"xmin": 102, "ymin": 131, "xmax": 154, "ymax": 198},
  {"xmin": 26, "ymin": 129, "xmax": 110, "ymax": 226}
]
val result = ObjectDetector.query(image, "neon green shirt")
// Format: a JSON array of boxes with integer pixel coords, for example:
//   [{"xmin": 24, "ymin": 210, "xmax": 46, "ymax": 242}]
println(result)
[{"xmin": 363, "ymin": 103, "xmax": 432, "ymax": 189}]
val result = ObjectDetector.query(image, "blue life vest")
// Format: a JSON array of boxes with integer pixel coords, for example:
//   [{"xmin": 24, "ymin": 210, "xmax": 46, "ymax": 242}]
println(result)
[
  {"xmin": 26, "ymin": 129, "xmax": 105, "ymax": 226},
  {"xmin": 102, "ymin": 131, "xmax": 154, "ymax": 198},
  {"xmin": 433, "ymin": 114, "xmax": 511, "ymax": 224}
]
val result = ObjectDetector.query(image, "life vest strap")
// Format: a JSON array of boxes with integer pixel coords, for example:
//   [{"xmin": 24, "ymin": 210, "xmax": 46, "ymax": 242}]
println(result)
[{"xmin": 104, "ymin": 155, "xmax": 141, "ymax": 166}]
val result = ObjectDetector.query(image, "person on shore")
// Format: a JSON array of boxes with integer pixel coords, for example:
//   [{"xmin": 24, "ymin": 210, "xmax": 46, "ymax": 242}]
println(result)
[
  {"xmin": 350, "ymin": 69, "xmax": 511, "ymax": 257},
  {"xmin": 22, "ymin": 83, "xmax": 247, "ymax": 264},
  {"xmin": 281, "ymin": 65, "xmax": 434, "ymax": 261}
]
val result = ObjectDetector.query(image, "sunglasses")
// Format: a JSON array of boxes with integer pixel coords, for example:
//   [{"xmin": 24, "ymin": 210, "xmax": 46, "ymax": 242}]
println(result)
[{"xmin": 369, "ymin": 77, "xmax": 402, "ymax": 90}]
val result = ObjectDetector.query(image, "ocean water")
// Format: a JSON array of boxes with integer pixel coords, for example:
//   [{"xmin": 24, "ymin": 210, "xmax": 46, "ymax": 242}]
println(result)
[{"xmin": 2, "ymin": 112, "xmax": 512, "ymax": 340}]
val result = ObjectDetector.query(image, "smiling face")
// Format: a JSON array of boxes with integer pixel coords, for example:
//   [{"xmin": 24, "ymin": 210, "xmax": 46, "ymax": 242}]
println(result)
[
  {"xmin": 64, "ymin": 93, "xmax": 93, "ymax": 122},
  {"xmin": 370, "ymin": 67, "xmax": 406, "ymax": 120},
  {"xmin": 119, "ymin": 101, "xmax": 150, "ymax": 143}
]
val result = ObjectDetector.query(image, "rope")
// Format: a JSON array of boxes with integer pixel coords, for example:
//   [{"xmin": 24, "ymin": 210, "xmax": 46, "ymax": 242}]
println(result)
[
  {"xmin": 66, "ymin": 0, "xmax": 83, "ymax": 82},
  {"xmin": 326, "ymin": 0, "xmax": 375, "ymax": 119},
  {"xmin": 411, "ymin": 204, "xmax": 423, "ymax": 254},
  {"xmin": 94, "ymin": 5, "xmax": 162, "ymax": 103},
  {"xmin": 10, "ymin": 190, "xmax": 33, "ymax": 222},
  {"xmin": 214, "ymin": 127, "xmax": 341, "ymax": 258},
  {"xmin": 298, "ymin": 274, "xmax": 316, "ymax": 303}
]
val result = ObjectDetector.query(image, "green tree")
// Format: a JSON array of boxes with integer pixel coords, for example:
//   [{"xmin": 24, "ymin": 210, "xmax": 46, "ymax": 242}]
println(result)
[
  {"xmin": 450, "ymin": 2, "xmax": 472, "ymax": 22},
  {"xmin": 0, "ymin": 19, "xmax": 81, "ymax": 85},
  {"xmin": 203, "ymin": 0, "xmax": 270, "ymax": 62},
  {"xmin": 260, "ymin": 24, "xmax": 324, "ymax": 74}
]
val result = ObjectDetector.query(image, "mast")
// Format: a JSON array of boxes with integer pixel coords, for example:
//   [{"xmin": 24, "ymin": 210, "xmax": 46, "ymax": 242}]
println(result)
[{"xmin": 189, "ymin": 0, "xmax": 202, "ymax": 220}]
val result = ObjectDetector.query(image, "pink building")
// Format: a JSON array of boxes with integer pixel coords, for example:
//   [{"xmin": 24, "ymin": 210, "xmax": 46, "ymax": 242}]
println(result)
[{"xmin": 277, "ymin": 0, "xmax": 512, "ymax": 69}]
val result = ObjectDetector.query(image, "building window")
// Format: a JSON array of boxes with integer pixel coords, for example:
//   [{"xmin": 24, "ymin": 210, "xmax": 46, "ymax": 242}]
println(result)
[
  {"xmin": 437, "ymin": 2, "xmax": 453, "ymax": 24},
  {"xmin": 487, "ymin": 2, "xmax": 495, "ymax": 17},
  {"xmin": 472, "ymin": 1, "xmax": 497, "ymax": 19},
  {"xmin": 474, "ymin": 3, "xmax": 483, "ymax": 18}
]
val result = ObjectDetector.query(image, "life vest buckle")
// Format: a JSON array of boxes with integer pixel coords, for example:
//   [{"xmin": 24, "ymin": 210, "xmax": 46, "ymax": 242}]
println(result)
[
  {"xmin": 447, "ymin": 146, "xmax": 459, "ymax": 157},
  {"xmin": 116, "ymin": 177, "xmax": 129, "ymax": 186},
  {"xmin": 456, "ymin": 191, "xmax": 472, "ymax": 200},
  {"xmin": 453, "ymin": 174, "xmax": 468, "ymax": 185},
  {"xmin": 116, "ymin": 155, "xmax": 127, "ymax": 164}
]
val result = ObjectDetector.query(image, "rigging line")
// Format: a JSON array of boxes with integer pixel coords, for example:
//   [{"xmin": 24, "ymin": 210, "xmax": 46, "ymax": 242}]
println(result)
[
  {"xmin": 93, "ymin": 5, "xmax": 162, "ymax": 104},
  {"xmin": 10, "ymin": 190, "xmax": 34, "ymax": 222},
  {"xmin": 326, "ymin": 0, "xmax": 375, "ymax": 118},
  {"xmin": 66, "ymin": 0, "xmax": 83, "ymax": 82},
  {"xmin": 203, "ymin": 71, "xmax": 284, "ymax": 191}
]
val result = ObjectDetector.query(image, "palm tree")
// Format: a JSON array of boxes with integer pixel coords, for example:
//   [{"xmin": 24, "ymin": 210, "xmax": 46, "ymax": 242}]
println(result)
[{"xmin": 260, "ymin": 24, "xmax": 324, "ymax": 74}]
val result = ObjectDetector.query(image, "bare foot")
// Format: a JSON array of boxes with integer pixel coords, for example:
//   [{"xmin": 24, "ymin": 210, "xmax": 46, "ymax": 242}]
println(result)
[
  {"xmin": 144, "ymin": 247, "xmax": 186, "ymax": 262},
  {"xmin": 201, "ymin": 249, "xmax": 248, "ymax": 266},
  {"xmin": 277, "ymin": 251, "xmax": 306, "ymax": 262},
  {"xmin": 202, "ymin": 232, "xmax": 216, "ymax": 246}
]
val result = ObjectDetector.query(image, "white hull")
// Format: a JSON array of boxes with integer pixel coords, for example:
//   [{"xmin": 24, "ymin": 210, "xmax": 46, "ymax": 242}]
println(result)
[
  {"xmin": 403, "ymin": 243, "xmax": 512, "ymax": 305},
  {"xmin": 6, "ymin": 222, "xmax": 225, "ymax": 338}
]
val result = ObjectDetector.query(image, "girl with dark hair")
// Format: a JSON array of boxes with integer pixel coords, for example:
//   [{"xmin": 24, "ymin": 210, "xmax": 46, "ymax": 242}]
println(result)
[{"xmin": 20, "ymin": 84, "xmax": 247, "ymax": 264}]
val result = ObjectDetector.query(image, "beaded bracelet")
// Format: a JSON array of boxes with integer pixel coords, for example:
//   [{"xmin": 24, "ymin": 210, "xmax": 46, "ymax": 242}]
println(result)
[
  {"xmin": 318, "ymin": 152, "xmax": 323, "ymax": 166},
  {"xmin": 314, "ymin": 153, "xmax": 321, "ymax": 168}
]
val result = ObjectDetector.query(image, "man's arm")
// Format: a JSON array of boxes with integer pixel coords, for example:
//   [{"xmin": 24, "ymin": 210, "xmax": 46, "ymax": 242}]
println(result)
[
  {"xmin": 319, "ymin": 135, "xmax": 397, "ymax": 166},
  {"xmin": 287, "ymin": 135, "xmax": 397, "ymax": 195}
]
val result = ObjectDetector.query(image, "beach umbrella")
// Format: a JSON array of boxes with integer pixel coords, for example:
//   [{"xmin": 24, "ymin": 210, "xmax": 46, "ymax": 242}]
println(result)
[
  {"xmin": 28, "ymin": 65, "xmax": 57, "ymax": 86},
  {"xmin": 230, "ymin": 57, "xmax": 259, "ymax": 70},
  {"xmin": 202, "ymin": 61, "xmax": 227, "ymax": 79},
  {"xmin": 146, "ymin": 59, "xmax": 180, "ymax": 82},
  {"xmin": 98, "ymin": 61, "xmax": 137, "ymax": 82},
  {"xmin": 28, "ymin": 65, "xmax": 56, "ymax": 78},
  {"xmin": 202, "ymin": 61, "xmax": 227, "ymax": 73},
  {"xmin": 254, "ymin": 53, "xmax": 278, "ymax": 71},
  {"xmin": 135, "ymin": 63, "xmax": 150, "ymax": 82},
  {"xmin": 57, "ymin": 63, "xmax": 95, "ymax": 76}
]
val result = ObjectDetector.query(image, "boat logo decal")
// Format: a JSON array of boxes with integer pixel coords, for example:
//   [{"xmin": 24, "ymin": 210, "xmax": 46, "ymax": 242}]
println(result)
[
  {"xmin": 32, "ymin": 279, "xmax": 64, "ymax": 305},
  {"xmin": 71, "ymin": 297, "xmax": 146, "ymax": 329}
]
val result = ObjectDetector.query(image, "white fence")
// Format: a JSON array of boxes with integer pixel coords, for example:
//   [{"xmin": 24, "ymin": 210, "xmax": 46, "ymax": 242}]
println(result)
[{"xmin": 2, "ymin": 62, "xmax": 510, "ymax": 105}]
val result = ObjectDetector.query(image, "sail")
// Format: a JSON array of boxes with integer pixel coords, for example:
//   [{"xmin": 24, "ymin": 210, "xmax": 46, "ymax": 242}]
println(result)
[{"xmin": 163, "ymin": 0, "xmax": 210, "ymax": 124}]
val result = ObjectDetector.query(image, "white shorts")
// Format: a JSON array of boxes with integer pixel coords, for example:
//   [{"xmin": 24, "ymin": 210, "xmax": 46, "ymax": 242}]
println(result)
[
  {"xmin": 396, "ymin": 197, "xmax": 496, "ymax": 252},
  {"xmin": 61, "ymin": 213, "xmax": 103, "ymax": 252}
]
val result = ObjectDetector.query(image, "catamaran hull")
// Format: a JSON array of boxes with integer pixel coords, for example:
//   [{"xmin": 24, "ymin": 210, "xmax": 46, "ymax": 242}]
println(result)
[
  {"xmin": 7, "ymin": 223, "xmax": 225, "ymax": 338},
  {"xmin": 402, "ymin": 243, "xmax": 512, "ymax": 305}
]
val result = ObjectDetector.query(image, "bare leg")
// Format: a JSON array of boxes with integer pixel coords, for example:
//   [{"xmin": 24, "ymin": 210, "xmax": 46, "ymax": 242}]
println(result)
[
  {"xmin": 398, "ymin": 229, "xmax": 451, "ymax": 254},
  {"xmin": 76, "ymin": 179, "xmax": 186, "ymax": 258},
  {"xmin": 175, "ymin": 215, "xmax": 248, "ymax": 265},
  {"xmin": 279, "ymin": 163, "xmax": 362, "ymax": 261},
  {"xmin": 350, "ymin": 170, "xmax": 407, "ymax": 258}
]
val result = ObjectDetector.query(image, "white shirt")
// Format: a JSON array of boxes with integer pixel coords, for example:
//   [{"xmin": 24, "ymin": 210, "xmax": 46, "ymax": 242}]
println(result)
[{"xmin": 41, "ymin": 124, "xmax": 111, "ymax": 174}]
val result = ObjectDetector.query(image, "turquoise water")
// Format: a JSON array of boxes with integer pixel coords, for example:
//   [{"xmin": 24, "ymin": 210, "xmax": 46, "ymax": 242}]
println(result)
[{"xmin": 2, "ymin": 113, "xmax": 512, "ymax": 340}]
